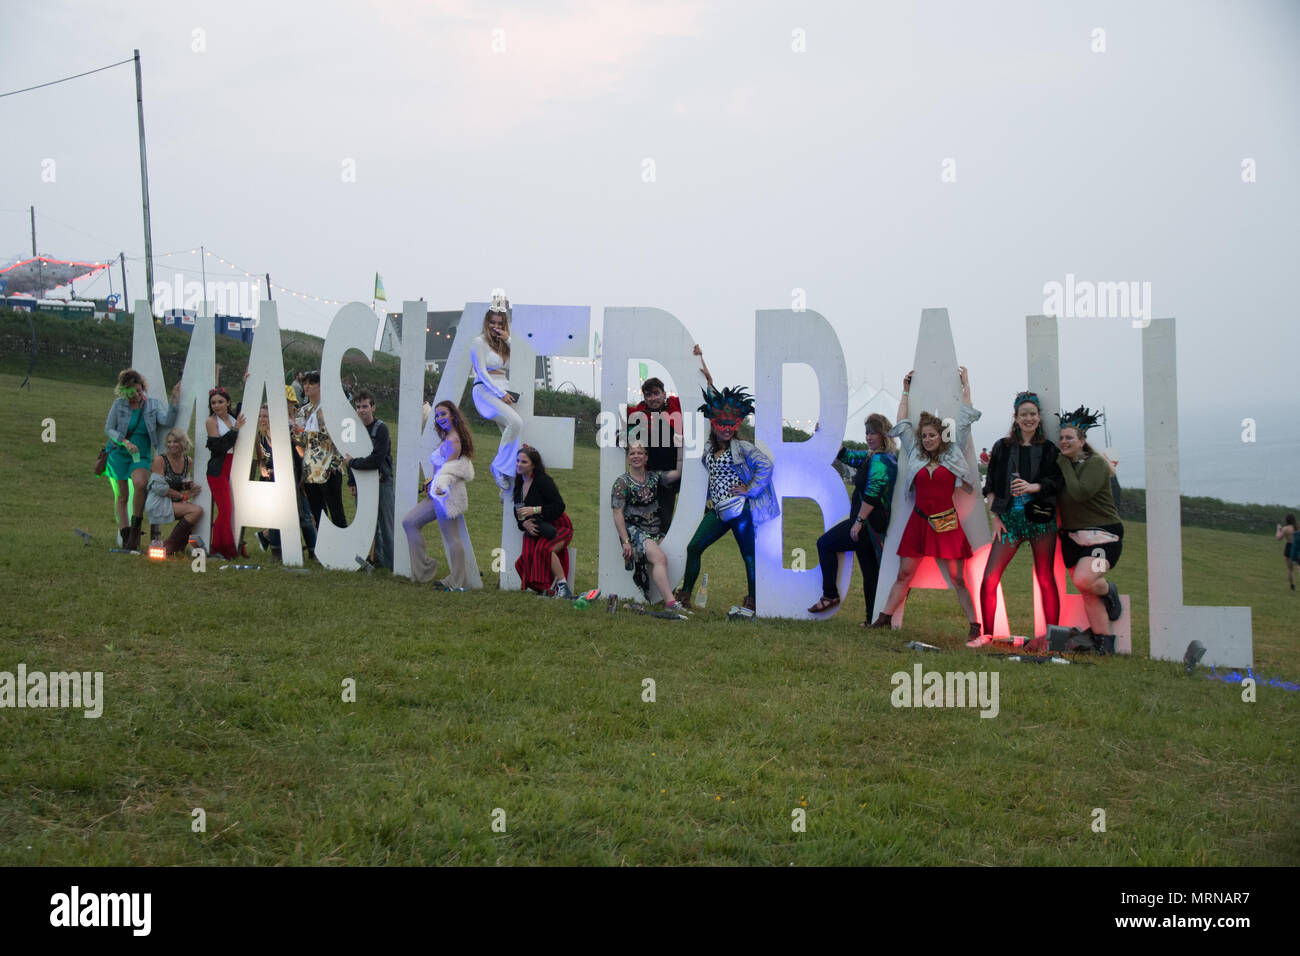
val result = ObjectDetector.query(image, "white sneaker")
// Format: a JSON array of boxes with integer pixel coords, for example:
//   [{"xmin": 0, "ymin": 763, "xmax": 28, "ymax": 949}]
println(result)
[
  {"xmin": 966, "ymin": 635, "xmax": 992, "ymax": 648},
  {"xmin": 553, "ymin": 580, "xmax": 574, "ymax": 599}
]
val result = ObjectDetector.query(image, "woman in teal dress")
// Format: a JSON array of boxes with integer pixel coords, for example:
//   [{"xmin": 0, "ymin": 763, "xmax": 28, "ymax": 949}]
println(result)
[{"xmin": 103, "ymin": 368, "xmax": 180, "ymax": 550}]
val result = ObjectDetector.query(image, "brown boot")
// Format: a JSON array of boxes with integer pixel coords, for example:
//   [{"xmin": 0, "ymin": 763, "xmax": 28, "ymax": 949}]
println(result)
[
  {"xmin": 869, "ymin": 612, "xmax": 893, "ymax": 629},
  {"xmin": 163, "ymin": 518, "xmax": 194, "ymax": 556},
  {"xmin": 673, "ymin": 588, "xmax": 692, "ymax": 610},
  {"xmin": 124, "ymin": 515, "xmax": 144, "ymax": 552},
  {"xmin": 119, "ymin": 526, "xmax": 130, "ymax": 548}
]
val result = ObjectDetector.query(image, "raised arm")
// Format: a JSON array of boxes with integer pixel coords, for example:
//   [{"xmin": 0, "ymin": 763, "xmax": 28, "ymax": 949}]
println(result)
[{"xmin": 692, "ymin": 344, "xmax": 714, "ymax": 390}]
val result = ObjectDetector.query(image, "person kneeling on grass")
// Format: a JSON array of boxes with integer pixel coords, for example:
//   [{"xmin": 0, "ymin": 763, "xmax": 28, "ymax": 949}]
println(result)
[
  {"xmin": 513, "ymin": 445, "xmax": 575, "ymax": 598},
  {"xmin": 145, "ymin": 428, "xmax": 203, "ymax": 556},
  {"xmin": 1054, "ymin": 406, "xmax": 1124, "ymax": 655}
]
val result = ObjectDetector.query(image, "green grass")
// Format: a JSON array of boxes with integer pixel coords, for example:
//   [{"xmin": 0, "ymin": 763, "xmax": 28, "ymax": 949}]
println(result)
[{"xmin": 0, "ymin": 372, "xmax": 1296, "ymax": 865}]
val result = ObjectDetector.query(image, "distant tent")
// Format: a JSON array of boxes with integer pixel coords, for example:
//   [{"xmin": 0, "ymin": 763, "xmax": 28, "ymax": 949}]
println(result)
[{"xmin": 0, "ymin": 256, "xmax": 110, "ymax": 296}]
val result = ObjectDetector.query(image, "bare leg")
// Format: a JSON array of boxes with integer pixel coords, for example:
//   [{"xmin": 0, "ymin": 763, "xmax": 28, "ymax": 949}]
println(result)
[
  {"xmin": 881, "ymin": 557, "xmax": 920, "ymax": 615},
  {"xmin": 113, "ymin": 479, "xmax": 129, "ymax": 528},
  {"xmin": 945, "ymin": 558, "xmax": 977, "ymax": 623},
  {"xmin": 645, "ymin": 538, "xmax": 674, "ymax": 604},
  {"xmin": 1071, "ymin": 560, "xmax": 1112, "ymax": 635}
]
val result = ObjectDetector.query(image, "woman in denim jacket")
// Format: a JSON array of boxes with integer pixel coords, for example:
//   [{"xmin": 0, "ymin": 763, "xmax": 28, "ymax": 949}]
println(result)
[
  {"xmin": 674, "ymin": 385, "xmax": 777, "ymax": 614},
  {"xmin": 103, "ymin": 368, "xmax": 181, "ymax": 550},
  {"xmin": 871, "ymin": 367, "xmax": 982, "ymax": 639}
]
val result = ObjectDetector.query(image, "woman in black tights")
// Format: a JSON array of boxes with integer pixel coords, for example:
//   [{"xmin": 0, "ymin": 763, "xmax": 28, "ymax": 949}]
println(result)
[{"xmin": 971, "ymin": 391, "xmax": 1063, "ymax": 646}]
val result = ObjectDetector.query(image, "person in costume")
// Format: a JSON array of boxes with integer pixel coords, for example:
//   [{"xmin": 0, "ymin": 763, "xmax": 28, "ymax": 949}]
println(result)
[
  {"xmin": 403, "ymin": 401, "xmax": 477, "ymax": 588},
  {"xmin": 471, "ymin": 294, "xmax": 524, "ymax": 498},
  {"xmin": 674, "ymin": 385, "xmax": 777, "ymax": 614},
  {"xmin": 513, "ymin": 445, "xmax": 575, "ymax": 597},
  {"xmin": 1055, "ymin": 406, "xmax": 1124, "ymax": 653},
  {"xmin": 294, "ymin": 371, "xmax": 346, "ymax": 534},
  {"xmin": 144, "ymin": 428, "xmax": 203, "ymax": 557},
  {"xmin": 1276, "ymin": 514, "xmax": 1298, "ymax": 591},
  {"xmin": 871, "ymin": 368, "xmax": 982, "ymax": 638},
  {"xmin": 205, "ymin": 386, "xmax": 245, "ymax": 559},
  {"xmin": 971, "ymin": 391, "xmax": 1064, "ymax": 646},
  {"xmin": 103, "ymin": 368, "xmax": 181, "ymax": 551},
  {"xmin": 808, "ymin": 414, "xmax": 898, "ymax": 623},
  {"xmin": 612, "ymin": 440, "xmax": 686, "ymax": 612}
]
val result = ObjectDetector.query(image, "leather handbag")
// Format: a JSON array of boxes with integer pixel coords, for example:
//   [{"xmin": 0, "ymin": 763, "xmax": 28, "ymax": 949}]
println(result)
[{"xmin": 96, "ymin": 407, "xmax": 142, "ymax": 476}]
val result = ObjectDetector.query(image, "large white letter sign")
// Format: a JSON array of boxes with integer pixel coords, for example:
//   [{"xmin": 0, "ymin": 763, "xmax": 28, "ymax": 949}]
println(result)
[
  {"xmin": 753, "ymin": 309, "xmax": 850, "ymax": 619},
  {"xmin": 874, "ymin": 309, "xmax": 995, "ymax": 626},
  {"xmin": 1143, "ymin": 318, "xmax": 1252, "ymax": 667},
  {"xmin": 433, "ymin": 301, "xmax": 589, "ymax": 589},
  {"xmin": 1025, "ymin": 314, "xmax": 1131, "ymax": 651},
  {"xmin": 229, "ymin": 302, "xmax": 302, "ymax": 566},
  {"xmin": 598, "ymin": 307, "xmax": 708, "ymax": 600},
  {"xmin": 312, "ymin": 303, "xmax": 380, "ymax": 571},
  {"xmin": 130, "ymin": 298, "xmax": 217, "ymax": 543}
]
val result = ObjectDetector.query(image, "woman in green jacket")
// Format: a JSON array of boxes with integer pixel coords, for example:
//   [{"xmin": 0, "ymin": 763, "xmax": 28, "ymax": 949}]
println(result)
[{"xmin": 1055, "ymin": 406, "xmax": 1123, "ymax": 652}]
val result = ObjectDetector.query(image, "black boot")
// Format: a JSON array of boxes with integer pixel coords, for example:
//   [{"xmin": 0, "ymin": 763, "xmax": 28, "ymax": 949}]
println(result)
[
  {"xmin": 124, "ymin": 515, "xmax": 144, "ymax": 552},
  {"xmin": 119, "ymin": 525, "xmax": 130, "ymax": 548},
  {"xmin": 163, "ymin": 518, "xmax": 194, "ymax": 557}
]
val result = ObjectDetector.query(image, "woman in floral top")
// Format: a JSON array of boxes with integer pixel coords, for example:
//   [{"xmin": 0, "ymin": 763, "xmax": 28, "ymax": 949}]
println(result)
[{"xmin": 612, "ymin": 441, "xmax": 684, "ymax": 610}]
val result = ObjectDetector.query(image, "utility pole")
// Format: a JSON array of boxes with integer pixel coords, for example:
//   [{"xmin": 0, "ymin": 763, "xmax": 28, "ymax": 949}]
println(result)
[
  {"xmin": 266, "ymin": 273, "xmax": 273, "ymax": 300},
  {"xmin": 134, "ymin": 49, "xmax": 155, "ymax": 313},
  {"xmin": 30, "ymin": 205, "xmax": 42, "ymax": 296},
  {"xmin": 200, "ymin": 245, "xmax": 207, "ymax": 317},
  {"xmin": 29, "ymin": 205, "xmax": 36, "ymax": 255},
  {"xmin": 120, "ymin": 252, "xmax": 129, "ymax": 308}
]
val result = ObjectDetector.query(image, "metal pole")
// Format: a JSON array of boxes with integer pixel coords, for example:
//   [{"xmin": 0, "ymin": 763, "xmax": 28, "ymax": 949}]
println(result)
[
  {"xmin": 29, "ymin": 205, "xmax": 36, "ymax": 255},
  {"xmin": 266, "ymin": 273, "xmax": 272, "ymax": 300},
  {"xmin": 134, "ymin": 49, "xmax": 155, "ymax": 313},
  {"xmin": 120, "ymin": 252, "xmax": 129, "ymax": 308},
  {"xmin": 200, "ymin": 245, "xmax": 207, "ymax": 317}
]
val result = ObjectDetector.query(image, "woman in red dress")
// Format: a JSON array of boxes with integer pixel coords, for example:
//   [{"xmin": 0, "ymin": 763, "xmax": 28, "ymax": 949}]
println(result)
[
  {"xmin": 871, "ymin": 368, "xmax": 982, "ymax": 638},
  {"xmin": 205, "ymin": 387, "xmax": 245, "ymax": 559}
]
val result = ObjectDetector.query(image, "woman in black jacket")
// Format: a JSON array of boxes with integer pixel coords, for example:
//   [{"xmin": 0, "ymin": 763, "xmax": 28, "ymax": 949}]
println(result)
[
  {"xmin": 512, "ymin": 445, "xmax": 575, "ymax": 598},
  {"xmin": 205, "ymin": 387, "xmax": 245, "ymax": 559},
  {"xmin": 972, "ymin": 391, "xmax": 1062, "ymax": 646}
]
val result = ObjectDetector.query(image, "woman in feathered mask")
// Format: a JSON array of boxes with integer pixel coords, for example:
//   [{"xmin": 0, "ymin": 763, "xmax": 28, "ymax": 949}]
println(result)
[{"xmin": 673, "ymin": 385, "xmax": 777, "ymax": 616}]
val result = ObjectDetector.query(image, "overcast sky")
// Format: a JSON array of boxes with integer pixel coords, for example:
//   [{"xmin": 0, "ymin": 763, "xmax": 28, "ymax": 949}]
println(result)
[{"xmin": 3, "ymin": 0, "xmax": 1297, "ymax": 500}]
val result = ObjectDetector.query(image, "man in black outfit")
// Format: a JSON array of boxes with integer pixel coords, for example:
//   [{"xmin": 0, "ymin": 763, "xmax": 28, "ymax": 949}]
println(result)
[{"xmin": 345, "ymin": 389, "xmax": 394, "ymax": 570}]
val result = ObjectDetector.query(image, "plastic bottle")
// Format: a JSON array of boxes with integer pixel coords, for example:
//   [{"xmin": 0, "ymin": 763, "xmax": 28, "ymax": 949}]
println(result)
[{"xmin": 696, "ymin": 573, "xmax": 709, "ymax": 609}]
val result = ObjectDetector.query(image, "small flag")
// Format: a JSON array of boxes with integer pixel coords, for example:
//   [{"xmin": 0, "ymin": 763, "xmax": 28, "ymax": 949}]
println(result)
[
  {"xmin": 638, "ymin": 361, "xmax": 648, "ymax": 382},
  {"xmin": 374, "ymin": 272, "xmax": 386, "ymax": 301}
]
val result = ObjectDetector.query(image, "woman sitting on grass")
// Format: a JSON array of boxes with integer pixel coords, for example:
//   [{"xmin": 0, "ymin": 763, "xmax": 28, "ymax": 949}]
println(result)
[
  {"xmin": 103, "ymin": 368, "xmax": 181, "ymax": 551},
  {"xmin": 1055, "ymin": 406, "xmax": 1124, "ymax": 654},
  {"xmin": 871, "ymin": 368, "xmax": 982, "ymax": 639},
  {"xmin": 513, "ymin": 445, "xmax": 575, "ymax": 598},
  {"xmin": 612, "ymin": 440, "xmax": 685, "ymax": 612},
  {"xmin": 403, "ymin": 401, "xmax": 476, "ymax": 589},
  {"xmin": 144, "ymin": 428, "xmax": 203, "ymax": 557}
]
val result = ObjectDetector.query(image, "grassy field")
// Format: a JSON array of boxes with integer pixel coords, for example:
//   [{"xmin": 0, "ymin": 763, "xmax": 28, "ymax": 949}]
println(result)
[{"xmin": 0, "ymin": 371, "xmax": 1296, "ymax": 865}]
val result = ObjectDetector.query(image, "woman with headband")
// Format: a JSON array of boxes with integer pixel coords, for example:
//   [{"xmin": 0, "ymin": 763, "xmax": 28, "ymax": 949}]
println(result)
[
  {"xmin": 971, "ymin": 391, "xmax": 1063, "ymax": 647},
  {"xmin": 1055, "ymin": 406, "xmax": 1124, "ymax": 654}
]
